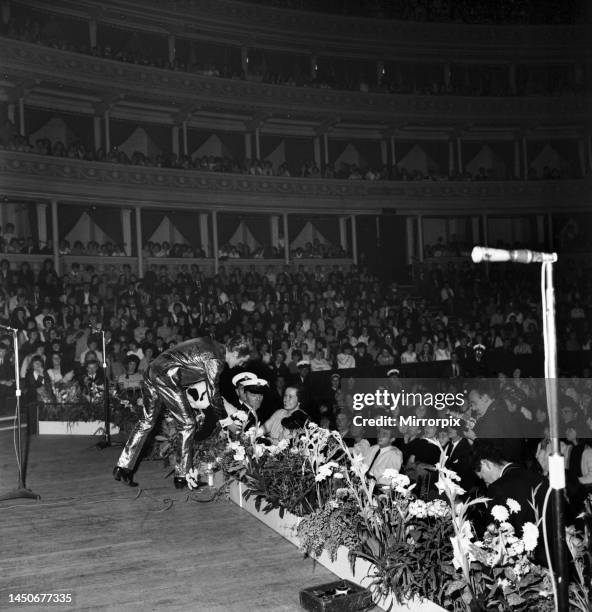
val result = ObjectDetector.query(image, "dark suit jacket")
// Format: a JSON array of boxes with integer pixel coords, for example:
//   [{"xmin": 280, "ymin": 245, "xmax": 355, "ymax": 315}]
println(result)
[
  {"xmin": 473, "ymin": 399, "xmax": 525, "ymax": 462},
  {"xmin": 444, "ymin": 437, "xmax": 477, "ymax": 491}
]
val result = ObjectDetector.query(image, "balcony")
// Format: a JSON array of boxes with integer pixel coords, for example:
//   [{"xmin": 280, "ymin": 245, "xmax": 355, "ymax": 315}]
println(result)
[
  {"xmin": 1, "ymin": 151, "xmax": 591, "ymax": 213},
  {"xmin": 2, "ymin": 38, "xmax": 590, "ymax": 124}
]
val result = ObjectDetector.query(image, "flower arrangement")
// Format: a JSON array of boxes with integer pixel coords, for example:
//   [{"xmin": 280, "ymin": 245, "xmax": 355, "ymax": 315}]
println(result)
[{"xmin": 213, "ymin": 424, "xmax": 592, "ymax": 612}]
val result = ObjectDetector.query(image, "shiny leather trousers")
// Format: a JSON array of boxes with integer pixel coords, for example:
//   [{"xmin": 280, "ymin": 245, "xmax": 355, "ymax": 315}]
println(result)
[{"xmin": 117, "ymin": 374, "xmax": 198, "ymax": 477}]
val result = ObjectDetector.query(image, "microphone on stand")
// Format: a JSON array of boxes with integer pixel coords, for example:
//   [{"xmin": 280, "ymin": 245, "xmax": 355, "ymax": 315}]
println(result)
[{"xmin": 471, "ymin": 246, "xmax": 557, "ymax": 265}]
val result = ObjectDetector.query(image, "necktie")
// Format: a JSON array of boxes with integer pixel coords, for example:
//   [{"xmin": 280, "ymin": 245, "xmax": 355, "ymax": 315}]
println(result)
[{"xmin": 365, "ymin": 448, "xmax": 381, "ymax": 478}]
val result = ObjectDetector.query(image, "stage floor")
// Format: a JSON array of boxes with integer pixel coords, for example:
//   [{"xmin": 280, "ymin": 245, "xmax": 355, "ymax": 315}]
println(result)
[{"xmin": 0, "ymin": 431, "xmax": 338, "ymax": 611}]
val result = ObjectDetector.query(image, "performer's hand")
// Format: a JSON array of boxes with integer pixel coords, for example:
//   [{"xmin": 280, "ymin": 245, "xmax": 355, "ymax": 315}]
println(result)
[
  {"xmin": 222, "ymin": 397, "xmax": 237, "ymax": 416},
  {"xmin": 186, "ymin": 468, "xmax": 200, "ymax": 490}
]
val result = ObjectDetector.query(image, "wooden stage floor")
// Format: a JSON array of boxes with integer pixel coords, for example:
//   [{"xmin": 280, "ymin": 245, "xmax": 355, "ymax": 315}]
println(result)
[{"xmin": 0, "ymin": 431, "xmax": 338, "ymax": 611}]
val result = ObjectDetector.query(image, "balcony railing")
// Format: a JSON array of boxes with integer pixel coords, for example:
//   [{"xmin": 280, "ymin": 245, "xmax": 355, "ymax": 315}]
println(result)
[{"xmin": 2, "ymin": 151, "xmax": 591, "ymax": 213}]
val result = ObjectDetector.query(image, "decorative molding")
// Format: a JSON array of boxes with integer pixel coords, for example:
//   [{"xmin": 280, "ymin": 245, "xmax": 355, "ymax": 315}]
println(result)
[
  {"xmin": 1, "ymin": 39, "xmax": 590, "ymax": 123},
  {"xmin": 1, "ymin": 152, "xmax": 591, "ymax": 213}
]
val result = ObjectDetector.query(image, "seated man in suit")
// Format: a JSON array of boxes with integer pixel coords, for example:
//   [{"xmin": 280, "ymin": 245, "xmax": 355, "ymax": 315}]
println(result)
[
  {"xmin": 471, "ymin": 439, "xmax": 551, "ymax": 566},
  {"xmin": 443, "ymin": 424, "xmax": 476, "ymax": 495}
]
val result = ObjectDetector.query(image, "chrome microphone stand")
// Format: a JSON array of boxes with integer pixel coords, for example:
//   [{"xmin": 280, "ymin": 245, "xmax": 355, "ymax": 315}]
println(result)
[
  {"xmin": 92, "ymin": 324, "xmax": 115, "ymax": 449},
  {"xmin": 0, "ymin": 325, "xmax": 40, "ymax": 501}
]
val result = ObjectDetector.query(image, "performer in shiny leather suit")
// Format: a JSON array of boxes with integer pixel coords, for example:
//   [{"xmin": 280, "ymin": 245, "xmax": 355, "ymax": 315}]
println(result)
[{"xmin": 113, "ymin": 334, "xmax": 250, "ymax": 488}]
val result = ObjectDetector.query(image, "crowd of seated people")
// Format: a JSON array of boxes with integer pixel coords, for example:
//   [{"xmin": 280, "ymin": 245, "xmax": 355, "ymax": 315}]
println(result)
[
  {"xmin": 0, "ymin": 239, "xmax": 588, "ymax": 528},
  {"xmin": 1, "ymin": 9, "xmax": 585, "ymax": 97},
  {"xmin": 1, "ymin": 124, "xmax": 582, "ymax": 181}
]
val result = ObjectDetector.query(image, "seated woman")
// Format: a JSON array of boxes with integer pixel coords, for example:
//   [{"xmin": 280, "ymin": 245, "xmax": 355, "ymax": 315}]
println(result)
[
  {"xmin": 45, "ymin": 352, "xmax": 80, "ymax": 404},
  {"xmin": 261, "ymin": 386, "xmax": 308, "ymax": 444},
  {"xmin": 117, "ymin": 356, "xmax": 143, "ymax": 395}
]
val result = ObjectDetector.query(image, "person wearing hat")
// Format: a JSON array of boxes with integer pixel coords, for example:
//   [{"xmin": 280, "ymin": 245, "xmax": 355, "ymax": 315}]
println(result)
[
  {"xmin": 241, "ymin": 378, "xmax": 270, "ymax": 433},
  {"xmin": 114, "ymin": 334, "xmax": 251, "ymax": 488},
  {"xmin": 220, "ymin": 371, "xmax": 259, "ymax": 434}
]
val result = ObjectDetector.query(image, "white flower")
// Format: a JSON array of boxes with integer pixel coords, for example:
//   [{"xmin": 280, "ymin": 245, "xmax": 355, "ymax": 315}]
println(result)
[
  {"xmin": 186, "ymin": 468, "xmax": 200, "ymax": 490},
  {"xmin": 276, "ymin": 439, "xmax": 289, "ymax": 451},
  {"xmin": 426, "ymin": 499, "xmax": 450, "ymax": 518},
  {"xmin": 383, "ymin": 468, "xmax": 400, "ymax": 480},
  {"xmin": 508, "ymin": 540, "xmax": 525, "ymax": 557},
  {"xmin": 253, "ymin": 444, "xmax": 267, "ymax": 459},
  {"xmin": 499, "ymin": 521, "xmax": 515, "ymax": 535},
  {"xmin": 435, "ymin": 477, "xmax": 465, "ymax": 499},
  {"xmin": 506, "ymin": 498, "xmax": 521, "ymax": 514},
  {"xmin": 435, "ymin": 462, "xmax": 461, "ymax": 481},
  {"xmin": 350, "ymin": 453, "xmax": 368, "ymax": 477},
  {"xmin": 333, "ymin": 472, "xmax": 344, "ymax": 479},
  {"xmin": 233, "ymin": 411, "xmax": 248, "ymax": 422},
  {"xmin": 315, "ymin": 461, "xmax": 339, "ymax": 482},
  {"xmin": 491, "ymin": 505, "xmax": 509, "ymax": 523},
  {"xmin": 522, "ymin": 522, "xmax": 539, "ymax": 552},
  {"xmin": 408, "ymin": 500, "xmax": 427, "ymax": 518}
]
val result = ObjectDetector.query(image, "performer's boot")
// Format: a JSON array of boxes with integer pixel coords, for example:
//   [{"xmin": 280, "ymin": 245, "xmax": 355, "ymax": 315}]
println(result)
[
  {"xmin": 113, "ymin": 466, "xmax": 138, "ymax": 487},
  {"xmin": 173, "ymin": 477, "xmax": 187, "ymax": 490}
]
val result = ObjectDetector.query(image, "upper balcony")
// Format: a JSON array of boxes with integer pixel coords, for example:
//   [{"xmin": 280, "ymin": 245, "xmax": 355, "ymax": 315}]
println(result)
[
  {"xmin": 13, "ymin": 0, "xmax": 590, "ymax": 63},
  {"xmin": 2, "ymin": 37, "xmax": 591, "ymax": 128},
  {"xmin": 1, "ymin": 150, "xmax": 591, "ymax": 214}
]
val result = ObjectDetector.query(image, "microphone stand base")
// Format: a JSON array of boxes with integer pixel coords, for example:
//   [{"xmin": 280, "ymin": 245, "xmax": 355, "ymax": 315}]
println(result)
[
  {"xmin": 0, "ymin": 487, "xmax": 40, "ymax": 501},
  {"xmin": 95, "ymin": 439, "xmax": 123, "ymax": 450}
]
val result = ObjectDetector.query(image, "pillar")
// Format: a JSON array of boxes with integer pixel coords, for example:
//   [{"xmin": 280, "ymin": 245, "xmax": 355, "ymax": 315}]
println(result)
[
  {"xmin": 588, "ymin": 134, "xmax": 592, "ymax": 173},
  {"xmin": 417, "ymin": 215, "xmax": 424, "ymax": 262},
  {"xmin": 406, "ymin": 216, "xmax": 415, "ymax": 264},
  {"xmin": 350, "ymin": 215, "xmax": 358, "ymax": 265},
  {"xmin": 310, "ymin": 54, "xmax": 317, "ymax": 80},
  {"xmin": 471, "ymin": 216, "xmax": 480, "ymax": 245},
  {"xmin": 168, "ymin": 33, "xmax": 176, "ymax": 64},
  {"xmin": 548, "ymin": 212, "xmax": 554, "ymax": 249},
  {"xmin": 508, "ymin": 63, "xmax": 517, "ymax": 95},
  {"xmin": 270, "ymin": 215, "xmax": 280, "ymax": 249},
  {"xmin": 104, "ymin": 110, "xmax": 110, "ymax": 152},
  {"xmin": 456, "ymin": 136, "xmax": 462, "ymax": 174},
  {"xmin": 578, "ymin": 138, "xmax": 586, "ymax": 176},
  {"xmin": 135, "ymin": 207, "xmax": 143, "ymax": 274},
  {"xmin": 121, "ymin": 208, "xmax": 132, "ymax": 256},
  {"xmin": 313, "ymin": 136, "xmax": 321, "ymax": 167},
  {"xmin": 522, "ymin": 136, "xmax": 528, "ymax": 180},
  {"xmin": 482, "ymin": 214, "xmax": 488, "ymax": 246},
  {"xmin": 443, "ymin": 62, "xmax": 451, "ymax": 89},
  {"xmin": 36, "ymin": 203, "xmax": 48, "ymax": 249},
  {"xmin": 51, "ymin": 200, "xmax": 59, "ymax": 274},
  {"xmin": 390, "ymin": 136, "xmax": 396, "ymax": 165},
  {"xmin": 89, "ymin": 18, "xmax": 97, "ymax": 49},
  {"xmin": 339, "ymin": 217, "xmax": 348, "ymax": 251},
  {"xmin": 199, "ymin": 213, "xmax": 209, "ymax": 257},
  {"xmin": 18, "ymin": 97, "xmax": 25, "ymax": 136},
  {"xmin": 380, "ymin": 139, "xmax": 387, "ymax": 165},
  {"xmin": 212, "ymin": 211, "xmax": 219, "ymax": 273},
  {"xmin": 448, "ymin": 138, "xmax": 455, "ymax": 175},
  {"xmin": 244, "ymin": 133, "xmax": 252, "ymax": 159},
  {"xmin": 172, "ymin": 125, "xmax": 180, "ymax": 156},
  {"xmin": 7, "ymin": 102, "xmax": 15, "ymax": 124},
  {"xmin": 1, "ymin": 0, "xmax": 10, "ymax": 25},
  {"xmin": 323, "ymin": 133, "xmax": 329, "ymax": 165},
  {"xmin": 241, "ymin": 46, "xmax": 248, "ymax": 76},
  {"xmin": 282, "ymin": 213, "xmax": 289, "ymax": 264},
  {"xmin": 182, "ymin": 120, "xmax": 188, "ymax": 156},
  {"xmin": 93, "ymin": 116, "xmax": 101, "ymax": 151},
  {"xmin": 536, "ymin": 214, "xmax": 545, "ymax": 247},
  {"xmin": 255, "ymin": 127, "xmax": 261, "ymax": 160},
  {"xmin": 514, "ymin": 137, "xmax": 521, "ymax": 179}
]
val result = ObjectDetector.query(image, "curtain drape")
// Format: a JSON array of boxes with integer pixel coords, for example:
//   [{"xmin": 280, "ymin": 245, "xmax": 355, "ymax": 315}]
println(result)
[
  {"xmin": 244, "ymin": 216, "xmax": 269, "ymax": 246},
  {"xmin": 141, "ymin": 210, "xmax": 166, "ymax": 244},
  {"xmin": 288, "ymin": 215, "xmax": 307, "ymax": 242},
  {"xmin": 167, "ymin": 211, "xmax": 200, "ymax": 247},
  {"xmin": 311, "ymin": 218, "xmax": 339, "ymax": 245},
  {"xmin": 58, "ymin": 204, "xmax": 86, "ymax": 239},
  {"xmin": 90, "ymin": 207, "xmax": 123, "ymax": 245},
  {"xmin": 218, "ymin": 214, "xmax": 240, "ymax": 245}
]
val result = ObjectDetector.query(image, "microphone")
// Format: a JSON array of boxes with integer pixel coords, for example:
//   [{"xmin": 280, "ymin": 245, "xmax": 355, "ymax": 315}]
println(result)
[
  {"xmin": 0, "ymin": 324, "xmax": 17, "ymax": 332},
  {"xmin": 471, "ymin": 246, "xmax": 557, "ymax": 265}
]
